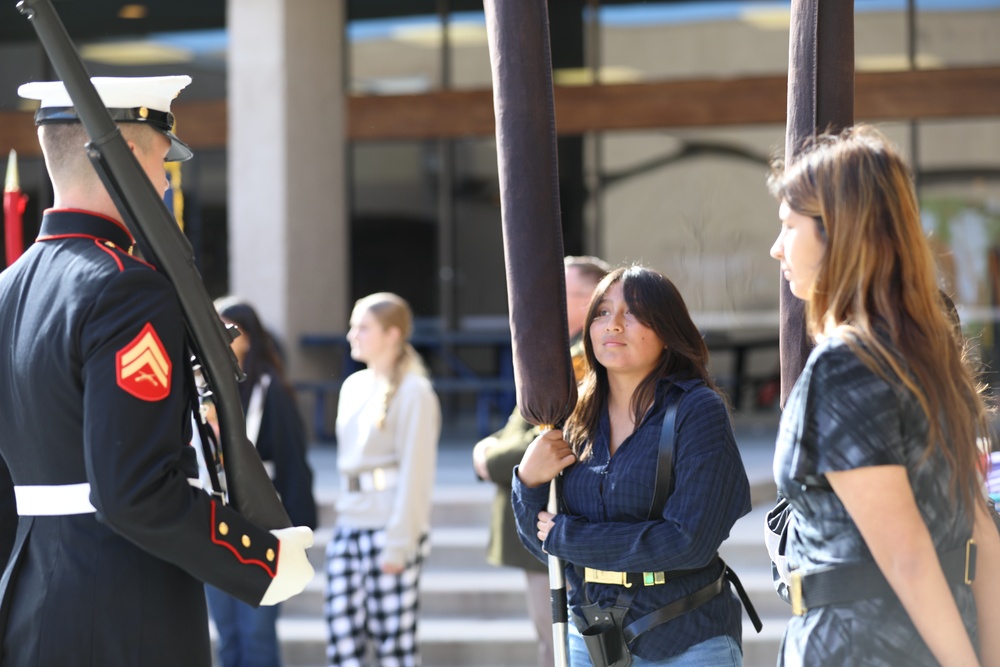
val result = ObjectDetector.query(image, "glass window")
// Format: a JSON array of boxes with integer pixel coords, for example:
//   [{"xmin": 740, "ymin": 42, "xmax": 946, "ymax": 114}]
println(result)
[
  {"xmin": 453, "ymin": 137, "xmax": 506, "ymax": 321},
  {"xmin": 854, "ymin": 1, "xmax": 1000, "ymax": 71},
  {"xmin": 448, "ymin": 10, "xmax": 492, "ymax": 90},
  {"xmin": 347, "ymin": 5, "xmax": 442, "ymax": 95},
  {"xmin": 599, "ymin": 124, "xmax": 784, "ymax": 313},
  {"xmin": 913, "ymin": 118, "xmax": 1000, "ymax": 367},
  {"xmin": 183, "ymin": 149, "xmax": 229, "ymax": 298},
  {"xmin": 916, "ymin": 0, "xmax": 1000, "ymax": 68},
  {"xmin": 0, "ymin": 42, "xmax": 47, "ymax": 112},
  {"xmin": 598, "ymin": 1, "xmax": 792, "ymax": 83},
  {"xmin": 855, "ymin": 0, "xmax": 909, "ymax": 72},
  {"xmin": 350, "ymin": 141, "xmax": 440, "ymax": 317}
]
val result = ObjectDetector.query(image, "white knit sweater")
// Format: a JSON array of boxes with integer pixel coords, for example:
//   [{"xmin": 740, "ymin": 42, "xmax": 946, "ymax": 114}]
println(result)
[{"xmin": 334, "ymin": 368, "xmax": 441, "ymax": 567}]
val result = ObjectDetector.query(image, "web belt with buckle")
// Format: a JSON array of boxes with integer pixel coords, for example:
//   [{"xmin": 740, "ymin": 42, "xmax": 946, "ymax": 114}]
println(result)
[
  {"xmin": 584, "ymin": 568, "xmax": 668, "ymax": 588},
  {"xmin": 577, "ymin": 556, "xmax": 763, "ymax": 635},
  {"xmin": 789, "ymin": 539, "xmax": 976, "ymax": 616},
  {"xmin": 343, "ymin": 466, "xmax": 399, "ymax": 493},
  {"xmin": 581, "ymin": 554, "xmax": 719, "ymax": 589}
]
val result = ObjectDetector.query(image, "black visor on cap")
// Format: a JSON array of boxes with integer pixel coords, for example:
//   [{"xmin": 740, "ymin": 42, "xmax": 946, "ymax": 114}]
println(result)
[{"xmin": 35, "ymin": 106, "xmax": 193, "ymax": 162}]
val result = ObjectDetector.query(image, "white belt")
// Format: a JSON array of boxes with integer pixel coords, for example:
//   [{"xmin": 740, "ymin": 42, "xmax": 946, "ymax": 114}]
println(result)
[
  {"xmin": 342, "ymin": 466, "xmax": 399, "ymax": 493},
  {"xmin": 14, "ymin": 479, "xmax": 202, "ymax": 516}
]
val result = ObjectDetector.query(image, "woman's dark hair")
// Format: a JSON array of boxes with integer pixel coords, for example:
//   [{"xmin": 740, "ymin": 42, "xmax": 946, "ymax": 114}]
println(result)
[
  {"xmin": 214, "ymin": 296, "xmax": 291, "ymax": 403},
  {"xmin": 564, "ymin": 266, "xmax": 725, "ymax": 459}
]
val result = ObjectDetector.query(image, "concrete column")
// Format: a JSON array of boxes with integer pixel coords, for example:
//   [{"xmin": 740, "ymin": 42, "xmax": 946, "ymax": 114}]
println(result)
[{"xmin": 227, "ymin": 0, "xmax": 347, "ymax": 382}]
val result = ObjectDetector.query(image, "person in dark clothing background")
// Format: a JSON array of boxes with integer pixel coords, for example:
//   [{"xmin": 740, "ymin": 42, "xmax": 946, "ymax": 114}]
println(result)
[{"xmin": 206, "ymin": 296, "xmax": 318, "ymax": 667}]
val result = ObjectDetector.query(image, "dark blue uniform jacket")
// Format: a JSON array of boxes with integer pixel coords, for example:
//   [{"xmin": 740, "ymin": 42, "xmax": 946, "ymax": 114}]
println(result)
[{"xmin": 0, "ymin": 210, "xmax": 280, "ymax": 667}]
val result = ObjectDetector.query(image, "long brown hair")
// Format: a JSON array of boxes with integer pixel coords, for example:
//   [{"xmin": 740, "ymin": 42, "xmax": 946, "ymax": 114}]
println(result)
[
  {"xmin": 769, "ymin": 124, "xmax": 990, "ymax": 518},
  {"xmin": 564, "ymin": 266, "xmax": 724, "ymax": 460},
  {"xmin": 353, "ymin": 292, "xmax": 428, "ymax": 429}
]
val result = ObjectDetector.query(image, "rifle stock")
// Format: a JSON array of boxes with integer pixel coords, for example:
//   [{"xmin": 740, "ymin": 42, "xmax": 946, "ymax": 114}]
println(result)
[{"xmin": 18, "ymin": 0, "xmax": 292, "ymax": 530}]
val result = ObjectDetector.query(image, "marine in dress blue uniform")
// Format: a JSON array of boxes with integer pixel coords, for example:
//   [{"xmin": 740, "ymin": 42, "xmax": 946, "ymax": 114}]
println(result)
[{"xmin": 0, "ymin": 76, "xmax": 312, "ymax": 667}]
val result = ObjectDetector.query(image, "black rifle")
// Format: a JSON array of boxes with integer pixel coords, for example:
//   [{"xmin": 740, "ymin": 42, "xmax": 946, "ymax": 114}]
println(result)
[{"xmin": 18, "ymin": 0, "xmax": 292, "ymax": 530}]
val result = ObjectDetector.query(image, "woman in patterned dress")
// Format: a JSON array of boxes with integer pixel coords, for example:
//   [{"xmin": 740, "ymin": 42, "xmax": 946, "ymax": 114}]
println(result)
[{"xmin": 768, "ymin": 124, "xmax": 1000, "ymax": 666}]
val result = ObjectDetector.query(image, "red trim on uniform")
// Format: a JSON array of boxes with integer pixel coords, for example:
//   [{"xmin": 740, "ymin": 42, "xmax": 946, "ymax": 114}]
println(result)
[
  {"xmin": 94, "ymin": 239, "xmax": 124, "ymax": 272},
  {"xmin": 36, "ymin": 233, "xmax": 103, "ymax": 243},
  {"xmin": 209, "ymin": 500, "xmax": 278, "ymax": 579},
  {"xmin": 43, "ymin": 208, "xmax": 136, "ymax": 245},
  {"xmin": 37, "ymin": 233, "xmax": 156, "ymax": 272},
  {"xmin": 124, "ymin": 252, "xmax": 156, "ymax": 270}
]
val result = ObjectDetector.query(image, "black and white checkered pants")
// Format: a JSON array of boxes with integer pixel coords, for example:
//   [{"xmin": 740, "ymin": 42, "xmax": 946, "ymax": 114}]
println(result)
[{"xmin": 324, "ymin": 527, "xmax": 430, "ymax": 667}]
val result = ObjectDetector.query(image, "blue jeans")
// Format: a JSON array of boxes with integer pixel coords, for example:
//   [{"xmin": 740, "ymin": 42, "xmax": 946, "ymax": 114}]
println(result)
[
  {"xmin": 206, "ymin": 585, "xmax": 282, "ymax": 667},
  {"xmin": 568, "ymin": 623, "xmax": 742, "ymax": 667}
]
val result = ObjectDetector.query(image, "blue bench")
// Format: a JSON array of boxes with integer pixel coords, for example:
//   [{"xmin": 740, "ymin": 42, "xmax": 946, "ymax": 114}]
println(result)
[{"xmin": 297, "ymin": 327, "xmax": 779, "ymax": 440}]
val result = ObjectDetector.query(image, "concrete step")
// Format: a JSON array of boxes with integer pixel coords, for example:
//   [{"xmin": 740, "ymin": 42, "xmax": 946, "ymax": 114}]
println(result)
[
  {"xmin": 283, "ymin": 564, "xmax": 540, "ymax": 619},
  {"xmin": 255, "ymin": 616, "xmax": 540, "ymax": 667},
  {"xmin": 315, "ymin": 484, "xmax": 496, "ymax": 530},
  {"xmin": 302, "ymin": 524, "xmax": 493, "ymax": 574},
  {"xmin": 224, "ymin": 615, "xmax": 787, "ymax": 667}
]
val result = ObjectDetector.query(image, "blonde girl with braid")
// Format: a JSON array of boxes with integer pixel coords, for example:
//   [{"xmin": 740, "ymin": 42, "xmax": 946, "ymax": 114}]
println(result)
[{"xmin": 325, "ymin": 293, "xmax": 441, "ymax": 667}]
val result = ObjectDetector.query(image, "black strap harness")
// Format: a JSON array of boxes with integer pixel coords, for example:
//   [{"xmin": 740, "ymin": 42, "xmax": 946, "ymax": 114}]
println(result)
[{"xmin": 575, "ymin": 393, "xmax": 762, "ymax": 642}]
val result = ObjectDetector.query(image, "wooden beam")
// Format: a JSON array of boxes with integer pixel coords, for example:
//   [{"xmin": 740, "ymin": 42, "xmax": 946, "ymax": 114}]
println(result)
[
  {"xmin": 170, "ymin": 99, "xmax": 228, "ymax": 150},
  {"xmin": 347, "ymin": 66, "xmax": 1000, "ymax": 140},
  {"xmin": 349, "ymin": 89, "xmax": 495, "ymax": 141},
  {"xmin": 3, "ymin": 67, "xmax": 999, "ymax": 155},
  {"xmin": 856, "ymin": 68, "xmax": 1000, "ymax": 120},
  {"xmin": 553, "ymin": 75, "xmax": 788, "ymax": 134},
  {"xmin": 0, "ymin": 111, "xmax": 40, "ymax": 158}
]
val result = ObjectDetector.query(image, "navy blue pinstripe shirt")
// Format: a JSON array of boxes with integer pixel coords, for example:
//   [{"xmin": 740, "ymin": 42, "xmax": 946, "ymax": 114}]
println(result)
[{"xmin": 512, "ymin": 376, "xmax": 751, "ymax": 661}]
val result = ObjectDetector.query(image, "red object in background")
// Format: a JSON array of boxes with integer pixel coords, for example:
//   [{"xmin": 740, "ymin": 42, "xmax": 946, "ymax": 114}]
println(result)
[{"xmin": 4, "ymin": 149, "xmax": 29, "ymax": 267}]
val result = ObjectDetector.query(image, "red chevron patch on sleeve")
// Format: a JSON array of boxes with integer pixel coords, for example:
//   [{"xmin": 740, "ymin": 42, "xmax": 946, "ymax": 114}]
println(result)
[{"xmin": 116, "ymin": 322, "xmax": 172, "ymax": 401}]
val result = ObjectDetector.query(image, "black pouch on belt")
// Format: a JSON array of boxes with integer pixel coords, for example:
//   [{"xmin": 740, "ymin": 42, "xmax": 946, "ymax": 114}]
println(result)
[{"xmin": 579, "ymin": 602, "xmax": 632, "ymax": 667}]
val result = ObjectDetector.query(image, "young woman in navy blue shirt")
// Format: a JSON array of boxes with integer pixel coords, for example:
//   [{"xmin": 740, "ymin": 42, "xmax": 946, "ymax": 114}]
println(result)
[{"xmin": 513, "ymin": 266, "xmax": 752, "ymax": 666}]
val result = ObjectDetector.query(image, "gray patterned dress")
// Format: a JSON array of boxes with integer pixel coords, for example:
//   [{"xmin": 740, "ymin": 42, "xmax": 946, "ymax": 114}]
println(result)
[{"xmin": 774, "ymin": 337, "xmax": 978, "ymax": 666}]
